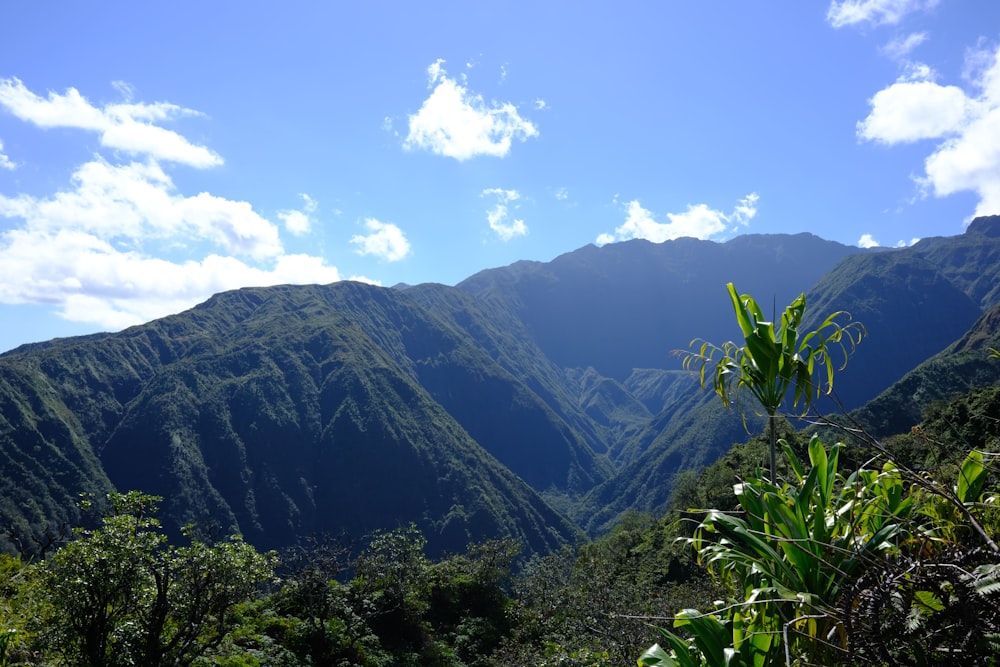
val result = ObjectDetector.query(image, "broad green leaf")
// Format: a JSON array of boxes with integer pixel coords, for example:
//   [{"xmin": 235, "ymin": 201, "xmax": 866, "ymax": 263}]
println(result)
[
  {"xmin": 913, "ymin": 589, "xmax": 945, "ymax": 612},
  {"xmin": 958, "ymin": 450, "xmax": 987, "ymax": 504},
  {"xmin": 637, "ymin": 643, "xmax": 679, "ymax": 667}
]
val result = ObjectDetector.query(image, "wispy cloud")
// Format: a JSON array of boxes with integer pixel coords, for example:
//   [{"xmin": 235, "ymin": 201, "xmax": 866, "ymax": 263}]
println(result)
[
  {"xmin": 350, "ymin": 218, "xmax": 411, "ymax": 261},
  {"xmin": 596, "ymin": 194, "xmax": 758, "ymax": 246},
  {"xmin": 0, "ymin": 78, "xmax": 222, "ymax": 168},
  {"xmin": 404, "ymin": 60, "xmax": 538, "ymax": 160},
  {"xmin": 481, "ymin": 188, "xmax": 528, "ymax": 241},
  {"xmin": 826, "ymin": 0, "xmax": 939, "ymax": 29},
  {"xmin": 858, "ymin": 43, "xmax": 1000, "ymax": 218},
  {"xmin": 881, "ymin": 32, "xmax": 928, "ymax": 61},
  {"xmin": 0, "ymin": 81, "xmax": 344, "ymax": 332},
  {"xmin": 0, "ymin": 139, "xmax": 14, "ymax": 170}
]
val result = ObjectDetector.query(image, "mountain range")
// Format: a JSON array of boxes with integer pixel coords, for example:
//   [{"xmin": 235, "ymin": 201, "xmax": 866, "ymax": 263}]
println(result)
[{"xmin": 2, "ymin": 216, "xmax": 1000, "ymax": 555}]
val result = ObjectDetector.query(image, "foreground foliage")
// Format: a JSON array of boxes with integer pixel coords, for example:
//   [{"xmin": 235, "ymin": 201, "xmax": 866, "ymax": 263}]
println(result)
[
  {"xmin": 0, "ymin": 387, "xmax": 998, "ymax": 665},
  {"xmin": 639, "ymin": 435, "xmax": 1000, "ymax": 666}
]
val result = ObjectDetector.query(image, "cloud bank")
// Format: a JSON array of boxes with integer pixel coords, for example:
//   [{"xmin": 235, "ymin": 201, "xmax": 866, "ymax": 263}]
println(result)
[{"xmin": 0, "ymin": 79, "xmax": 345, "ymax": 331}]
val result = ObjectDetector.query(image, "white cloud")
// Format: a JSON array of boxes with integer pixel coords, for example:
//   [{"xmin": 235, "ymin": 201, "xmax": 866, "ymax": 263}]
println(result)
[
  {"xmin": 404, "ymin": 60, "xmax": 538, "ymax": 160},
  {"xmin": 0, "ymin": 158, "xmax": 282, "ymax": 259},
  {"xmin": 859, "ymin": 43, "xmax": 1000, "ymax": 218},
  {"xmin": 0, "ymin": 82, "xmax": 345, "ymax": 332},
  {"xmin": 482, "ymin": 188, "xmax": 528, "ymax": 241},
  {"xmin": 881, "ymin": 32, "xmax": 928, "ymax": 61},
  {"xmin": 597, "ymin": 194, "xmax": 758, "ymax": 245},
  {"xmin": 858, "ymin": 79, "xmax": 973, "ymax": 143},
  {"xmin": 277, "ymin": 193, "xmax": 317, "ymax": 236},
  {"xmin": 0, "ymin": 227, "xmax": 342, "ymax": 330},
  {"xmin": 0, "ymin": 78, "xmax": 222, "ymax": 167},
  {"xmin": 554, "ymin": 187, "xmax": 569, "ymax": 201},
  {"xmin": 858, "ymin": 233, "xmax": 880, "ymax": 248},
  {"xmin": 826, "ymin": 0, "xmax": 938, "ymax": 28},
  {"xmin": 350, "ymin": 218, "xmax": 411, "ymax": 261},
  {"xmin": 277, "ymin": 210, "xmax": 310, "ymax": 236},
  {"xmin": 0, "ymin": 139, "xmax": 14, "ymax": 170}
]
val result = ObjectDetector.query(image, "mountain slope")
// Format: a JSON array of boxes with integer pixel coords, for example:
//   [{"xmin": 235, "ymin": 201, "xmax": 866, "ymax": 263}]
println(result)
[
  {"xmin": 458, "ymin": 233, "xmax": 864, "ymax": 380},
  {"xmin": 0, "ymin": 283, "xmax": 580, "ymax": 555},
  {"xmin": 4, "ymin": 223, "xmax": 1000, "ymax": 553},
  {"xmin": 852, "ymin": 302, "xmax": 1000, "ymax": 438},
  {"xmin": 803, "ymin": 250, "xmax": 983, "ymax": 411}
]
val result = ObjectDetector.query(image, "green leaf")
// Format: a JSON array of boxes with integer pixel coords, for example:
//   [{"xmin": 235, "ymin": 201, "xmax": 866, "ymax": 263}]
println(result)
[
  {"xmin": 637, "ymin": 643, "xmax": 680, "ymax": 667},
  {"xmin": 913, "ymin": 589, "xmax": 945, "ymax": 612},
  {"xmin": 958, "ymin": 450, "xmax": 987, "ymax": 504}
]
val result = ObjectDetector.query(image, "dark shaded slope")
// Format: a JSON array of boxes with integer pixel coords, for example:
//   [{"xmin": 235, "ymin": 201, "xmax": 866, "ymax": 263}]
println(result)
[
  {"xmin": 909, "ymin": 215, "xmax": 1000, "ymax": 309},
  {"xmin": 576, "ymin": 389, "xmax": 759, "ymax": 533},
  {"xmin": 0, "ymin": 361, "xmax": 114, "ymax": 553},
  {"xmin": 458, "ymin": 233, "xmax": 862, "ymax": 379},
  {"xmin": 804, "ymin": 251, "xmax": 982, "ymax": 412},
  {"xmin": 565, "ymin": 367, "xmax": 653, "ymax": 463},
  {"xmin": 398, "ymin": 284, "xmax": 613, "ymax": 496},
  {"xmin": 852, "ymin": 303, "xmax": 1000, "ymax": 438}
]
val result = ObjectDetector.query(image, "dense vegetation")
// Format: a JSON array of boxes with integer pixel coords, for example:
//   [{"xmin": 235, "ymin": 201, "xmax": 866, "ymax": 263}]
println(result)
[{"xmin": 0, "ymin": 379, "xmax": 996, "ymax": 665}]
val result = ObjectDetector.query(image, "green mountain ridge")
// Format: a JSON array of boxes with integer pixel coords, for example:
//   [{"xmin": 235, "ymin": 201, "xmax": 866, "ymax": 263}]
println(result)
[{"xmin": 2, "ymin": 219, "xmax": 1000, "ymax": 554}]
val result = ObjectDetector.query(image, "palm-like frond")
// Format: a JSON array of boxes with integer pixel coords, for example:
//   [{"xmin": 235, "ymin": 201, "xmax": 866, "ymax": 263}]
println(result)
[{"xmin": 677, "ymin": 282, "xmax": 864, "ymax": 479}]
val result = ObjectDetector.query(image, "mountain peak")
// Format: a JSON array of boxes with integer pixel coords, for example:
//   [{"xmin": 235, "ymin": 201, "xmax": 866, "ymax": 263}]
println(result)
[{"xmin": 967, "ymin": 215, "xmax": 1000, "ymax": 237}]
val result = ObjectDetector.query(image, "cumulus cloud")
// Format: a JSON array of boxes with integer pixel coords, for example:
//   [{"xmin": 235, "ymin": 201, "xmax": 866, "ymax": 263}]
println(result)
[
  {"xmin": 826, "ymin": 0, "xmax": 939, "ymax": 28},
  {"xmin": 0, "ymin": 228, "xmax": 342, "ymax": 330},
  {"xmin": 0, "ymin": 78, "xmax": 222, "ymax": 167},
  {"xmin": 404, "ymin": 60, "xmax": 538, "ymax": 160},
  {"xmin": 0, "ymin": 158, "xmax": 282, "ymax": 259},
  {"xmin": 277, "ymin": 193, "xmax": 318, "ymax": 236},
  {"xmin": 596, "ymin": 193, "xmax": 759, "ymax": 246},
  {"xmin": 0, "ymin": 81, "xmax": 344, "ymax": 332},
  {"xmin": 0, "ymin": 139, "xmax": 14, "ymax": 170},
  {"xmin": 858, "ymin": 233, "xmax": 880, "ymax": 248},
  {"xmin": 482, "ymin": 188, "xmax": 528, "ymax": 241},
  {"xmin": 858, "ymin": 78, "xmax": 973, "ymax": 143},
  {"xmin": 858, "ymin": 43, "xmax": 1000, "ymax": 218},
  {"xmin": 350, "ymin": 218, "xmax": 411, "ymax": 261}
]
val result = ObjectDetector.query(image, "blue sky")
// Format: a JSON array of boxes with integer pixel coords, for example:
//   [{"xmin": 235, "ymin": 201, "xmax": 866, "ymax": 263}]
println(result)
[{"xmin": 0, "ymin": 1, "xmax": 998, "ymax": 352}]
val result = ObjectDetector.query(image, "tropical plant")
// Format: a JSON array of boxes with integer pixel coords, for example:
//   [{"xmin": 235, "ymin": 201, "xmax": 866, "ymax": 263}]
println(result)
[
  {"xmin": 677, "ymin": 282, "xmax": 864, "ymax": 480},
  {"xmin": 638, "ymin": 436, "xmax": 1000, "ymax": 666}
]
